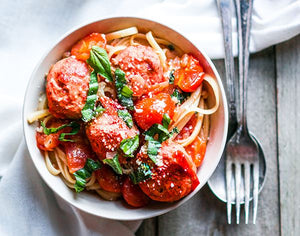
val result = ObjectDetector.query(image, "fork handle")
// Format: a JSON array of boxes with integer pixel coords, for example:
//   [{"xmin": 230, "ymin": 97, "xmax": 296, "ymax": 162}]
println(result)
[
  {"xmin": 235, "ymin": 0, "xmax": 254, "ymax": 132},
  {"xmin": 216, "ymin": 0, "xmax": 238, "ymax": 138}
]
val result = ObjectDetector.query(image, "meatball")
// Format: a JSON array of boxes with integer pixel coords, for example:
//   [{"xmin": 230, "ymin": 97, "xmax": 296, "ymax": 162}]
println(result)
[
  {"xmin": 46, "ymin": 57, "xmax": 90, "ymax": 119},
  {"xmin": 137, "ymin": 141, "xmax": 199, "ymax": 202},
  {"xmin": 112, "ymin": 45, "xmax": 166, "ymax": 96},
  {"xmin": 85, "ymin": 97, "xmax": 139, "ymax": 160}
]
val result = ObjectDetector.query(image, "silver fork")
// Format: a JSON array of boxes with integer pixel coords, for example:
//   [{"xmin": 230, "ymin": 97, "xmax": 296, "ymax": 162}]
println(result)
[{"xmin": 225, "ymin": 0, "xmax": 260, "ymax": 224}]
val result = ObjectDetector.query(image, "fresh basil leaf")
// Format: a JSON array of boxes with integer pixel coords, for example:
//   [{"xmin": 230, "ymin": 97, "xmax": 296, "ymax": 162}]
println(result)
[
  {"xmin": 103, "ymin": 154, "xmax": 122, "ymax": 175},
  {"xmin": 171, "ymin": 88, "xmax": 190, "ymax": 104},
  {"xmin": 147, "ymin": 140, "xmax": 161, "ymax": 163},
  {"xmin": 58, "ymin": 122, "xmax": 81, "ymax": 142},
  {"xmin": 120, "ymin": 135, "xmax": 139, "ymax": 157},
  {"xmin": 115, "ymin": 68, "xmax": 134, "ymax": 110},
  {"xmin": 130, "ymin": 163, "xmax": 152, "ymax": 184},
  {"xmin": 121, "ymin": 85, "xmax": 133, "ymax": 98},
  {"xmin": 144, "ymin": 124, "xmax": 169, "ymax": 142},
  {"xmin": 87, "ymin": 46, "xmax": 113, "ymax": 82},
  {"xmin": 81, "ymin": 71, "xmax": 99, "ymax": 122},
  {"xmin": 85, "ymin": 158, "xmax": 102, "ymax": 172},
  {"xmin": 143, "ymin": 117, "xmax": 178, "ymax": 163},
  {"xmin": 115, "ymin": 68, "xmax": 127, "ymax": 86},
  {"xmin": 41, "ymin": 122, "xmax": 70, "ymax": 135},
  {"xmin": 41, "ymin": 121, "xmax": 80, "ymax": 142},
  {"xmin": 73, "ymin": 173, "xmax": 86, "ymax": 192},
  {"xmin": 73, "ymin": 158, "xmax": 102, "ymax": 193},
  {"xmin": 95, "ymin": 105, "xmax": 106, "ymax": 114},
  {"xmin": 162, "ymin": 113, "xmax": 171, "ymax": 129},
  {"xmin": 117, "ymin": 109, "xmax": 133, "ymax": 128}
]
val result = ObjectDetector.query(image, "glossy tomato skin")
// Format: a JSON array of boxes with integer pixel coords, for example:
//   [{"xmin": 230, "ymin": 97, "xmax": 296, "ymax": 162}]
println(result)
[
  {"xmin": 85, "ymin": 97, "xmax": 139, "ymax": 160},
  {"xmin": 174, "ymin": 54, "xmax": 204, "ymax": 92},
  {"xmin": 36, "ymin": 132, "xmax": 60, "ymax": 151},
  {"xmin": 138, "ymin": 141, "xmax": 199, "ymax": 202},
  {"xmin": 46, "ymin": 57, "xmax": 90, "ymax": 119},
  {"xmin": 63, "ymin": 141, "xmax": 96, "ymax": 173},
  {"xmin": 122, "ymin": 177, "xmax": 150, "ymax": 207},
  {"xmin": 133, "ymin": 93, "xmax": 175, "ymax": 130},
  {"xmin": 36, "ymin": 119, "xmax": 69, "ymax": 151},
  {"xmin": 95, "ymin": 165, "xmax": 122, "ymax": 193},
  {"xmin": 71, "ymin": 33, "xmax": 106, "ymax": 61},
  {"xmin": 112, "ymin": 45, "xmax": 166, "ymax": 96},
  {"xmin": 185, "ymin": 136, "xmax": 207, "ymax": 168}
]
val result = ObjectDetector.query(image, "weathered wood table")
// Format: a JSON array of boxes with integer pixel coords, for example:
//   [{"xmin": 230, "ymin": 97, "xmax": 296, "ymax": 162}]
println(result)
[{"xmin": 136, "ymin": 34, "xmax": 300, "ymax": 236}]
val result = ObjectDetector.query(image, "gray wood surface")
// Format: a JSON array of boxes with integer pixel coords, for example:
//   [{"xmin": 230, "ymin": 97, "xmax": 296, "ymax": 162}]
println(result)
[
  {"xmin": 136, "ymin": 44, "xmax": 288, "ymax": 235},
  {"xmin": 276, "ymin": 34, "xmax": 300, "ymax": 236}
]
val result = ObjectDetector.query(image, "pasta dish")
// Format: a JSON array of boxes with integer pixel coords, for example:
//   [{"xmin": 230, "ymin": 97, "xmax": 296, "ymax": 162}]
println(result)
[{"xmin": 27, "ymin": 26, "xmax": 219, "ymax": 207}]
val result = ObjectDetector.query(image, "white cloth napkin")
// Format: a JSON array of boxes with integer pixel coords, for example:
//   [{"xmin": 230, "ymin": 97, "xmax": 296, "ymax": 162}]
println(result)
[{"xmin": 0, "ymin": 0, "xmax": 299, "ymax": 235}]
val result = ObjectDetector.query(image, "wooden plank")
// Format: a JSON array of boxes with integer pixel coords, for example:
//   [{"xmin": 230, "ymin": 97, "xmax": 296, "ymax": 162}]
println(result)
[
  {"xmin": 156, "ymin": 47, "xmax": 280, "ymax": 235},
  {"xmin": 136, "ymin": 218, "xmax": 157, "ymax": 236},
  {"xmin": 276, "ymin": 35, "xmax": 300, "ymax": 236}
]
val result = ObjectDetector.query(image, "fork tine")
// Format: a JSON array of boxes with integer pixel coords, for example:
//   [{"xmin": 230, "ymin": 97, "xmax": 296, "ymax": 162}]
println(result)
[
  {"xmin": 253, "ymin": 160, "xmax": 259, "ymax": 224},
  {"xmin": 244, "ymin": 162, "xmax": 250, "ymax": 224},
  {"xmin": 226, "ymin": 160, "xmax": 233, "ymax": 224},
  {"xmin": 235, "ymin": 163, "xmax": 242, "ymax": 224}
]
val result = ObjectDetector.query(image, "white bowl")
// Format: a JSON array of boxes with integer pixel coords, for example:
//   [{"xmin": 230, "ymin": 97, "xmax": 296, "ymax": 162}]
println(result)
[{"xmin": 23, "ymin": 17, "xmax": 228, "ymax": 221}]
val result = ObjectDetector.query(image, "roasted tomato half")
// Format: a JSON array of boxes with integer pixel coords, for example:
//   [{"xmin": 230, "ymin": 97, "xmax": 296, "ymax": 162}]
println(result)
[
  {"xmin": 133, "ymin": 93, "xmax": 175, "ymax": 130},
  {"xmin": 138, "ymin": 141, "xmax": 199, "ymax": 202},
  {"xmin": 62, "ymin": 141, "xmax": 96, "ymax": 173},
  {"xmin": 36, "ymin": 119, "xmax": 69, "ymax": 151},
  {"xmin": 174, "ymin": 54, "xmax": 204, "ymax": 92},
  {"xmin": 71, "ymin": 33, "xmax": 106, "ymax": 61},
  {"xmin": 95, "ymin": 165, "xmax": 122, "ymax": 193},
  {"xmin": 112, "ymin": 45, "xmax": 166, "ymax": 96},
  {"xmin": 36, "ymin": 132, "xmax": 60, "ymax": 151},
  {"xmin": 122, "ymin": 177, "xmax": 150, "ymax": 207},
  {"xmin": 46, "ymin": 57, "xmax": 90, "ymax": 119},
  {"xmin": 185, "ymin": 137, "xmax": 207, "ymax": 168}
]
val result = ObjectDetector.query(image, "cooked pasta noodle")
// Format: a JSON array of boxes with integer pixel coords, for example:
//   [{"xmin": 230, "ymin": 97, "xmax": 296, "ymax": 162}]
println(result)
[
  {"xmin": 146, "ymin": 31, "xmax": 167, "ymax": 68},
  {"xmin": 106, "ymin": 26, "xmax": 138, "ymax": 41}
]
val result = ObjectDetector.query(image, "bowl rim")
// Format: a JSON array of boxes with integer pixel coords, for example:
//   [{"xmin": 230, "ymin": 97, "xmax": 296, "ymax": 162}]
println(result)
[{"xmin": 22, "ymin": 16, "xmax": 228, "ymax": 221}]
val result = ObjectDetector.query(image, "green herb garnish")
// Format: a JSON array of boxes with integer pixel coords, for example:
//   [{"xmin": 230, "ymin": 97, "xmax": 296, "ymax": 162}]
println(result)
[
  {"xmin": 41, "ymin": 121, "xmax": 72, "ymax": 135},
  {"xmin": 95, "ymin": 105, "xmax": 106, "ymax": 114},
  {"xmin": 169, "ymin": 69, "xmax": 175, "ymax": 84},
  {"xmin": 81, "ymin": 71, "xmax": 101, "ymax": 122},
  {"xmin": 171, "ymin": 88, "xmax": 190, "ymax": 104},
  {"xmin": 103, "ymin": 154, "xmax": 122, "ymax": 175},
  {"xmin": 162, "ymin": 113, "xmax": 171, "ymax": 128},
  {"xmin": 121, "ymin": 85, "xmax": 133, "ymax": 98},
  {"xmin": 41, "ymin": 121, "xmax": 80, "ymax": 142},
  {"xmin": 87, "ymin": 46, "xmax": 112, "ymax": 82},
  {"xmin": 130, "ymin": 163, "xmax": 152, "ymax": 184},
  {"xmin": 147, "ymin": 140, "xmax": 161, "ymax": 163},
  {"xmin": 74, "ymin": 158, "xmax": 102, "ymax": 192},
  {"xmin": 120, "ymin": 135, "xmax": 139, "ymax": 157},
  {"xmin": 58, "ymin": 122, "xmax": 81, "ymax": 142},
  {"xmin": 117, "ymin": 109, "xmax": 133, "ymax": 128},
  {"xmin": 115, "ymin": 68, "xmax": 134, "ymax": 110},
  {"xmin": 143, "ymin": 114, "xmax": 178, "ymax": 163}
]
